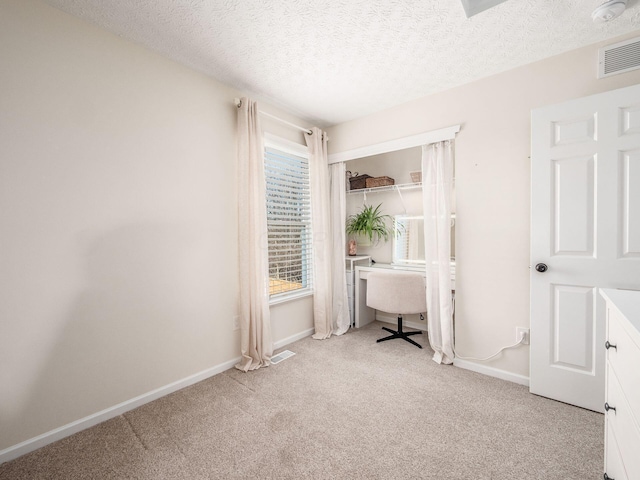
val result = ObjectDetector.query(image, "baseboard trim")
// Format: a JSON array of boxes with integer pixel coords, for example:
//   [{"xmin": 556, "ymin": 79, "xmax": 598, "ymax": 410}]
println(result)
[
  {"xmin": 1, "ymin": 327, "xmax": 318, "ymax": 464},
  {"xmin": 273, "ymin": 328, "xmax": 315, "ymax": 350},
  {"xmin": 2, "ymin": 327, "xmax": 527, "ymax": 464},
  {"xmin": 453, "ymin": 358, "xmax": 530, "ymax": 387},
  {"xmin": 0, "ymin": 356, "xmax": 242, "ymax": 464}
]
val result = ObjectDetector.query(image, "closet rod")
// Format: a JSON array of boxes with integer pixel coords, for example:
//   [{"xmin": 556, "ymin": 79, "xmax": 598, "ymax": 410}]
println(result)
[{"xmin": 233, "ymin": 98, "xmax": 313, "ymax": 135}]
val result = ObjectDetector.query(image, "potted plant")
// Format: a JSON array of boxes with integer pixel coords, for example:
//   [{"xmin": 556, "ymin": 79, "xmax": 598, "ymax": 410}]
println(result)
[{"xmin": 346, "ymin": 203, "xmax": 394, "ymax": 251}]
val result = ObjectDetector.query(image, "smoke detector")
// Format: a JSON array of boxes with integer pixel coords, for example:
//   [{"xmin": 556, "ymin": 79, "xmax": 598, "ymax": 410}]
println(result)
[{"xmin": 592, "ymin": 0, "xmax": 627, "ymax": 23}]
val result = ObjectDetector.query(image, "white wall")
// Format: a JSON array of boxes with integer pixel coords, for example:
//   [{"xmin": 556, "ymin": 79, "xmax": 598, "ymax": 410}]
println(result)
[
  {"xmin": 327, "ymin": 31, "xmax": 640, "ymax": 380},
  {"xmin": 348, "ymin": 147, "xmax": 422, "ymax": 185},
  {"xmin": 0, "ymin": 0, "xmax": 312, "ymax": 452}
]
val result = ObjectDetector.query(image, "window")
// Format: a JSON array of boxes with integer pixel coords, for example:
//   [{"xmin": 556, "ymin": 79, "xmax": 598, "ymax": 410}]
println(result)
[{"xmin": 264, "ymin": 135, "xmax": 312, "ymax": 301}]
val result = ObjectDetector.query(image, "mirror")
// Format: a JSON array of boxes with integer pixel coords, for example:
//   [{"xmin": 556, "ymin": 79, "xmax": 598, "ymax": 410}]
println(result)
[
  {"xmin": 392, "ymin": 215, "xmax": 425, "ymax": 266},
  {"xmin": 392, "ymin": 214, "xmax": 456, "ymax": 266}
]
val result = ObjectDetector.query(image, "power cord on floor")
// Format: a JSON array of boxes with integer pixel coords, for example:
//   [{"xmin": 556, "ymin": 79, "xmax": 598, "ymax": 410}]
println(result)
[
  {"xmin": 453, "ymin": 334, "xmax": 527, "ymax": 362},
  {"xmin": 448, "ymin": 290, "xmax": 527, "ymax": 362}
]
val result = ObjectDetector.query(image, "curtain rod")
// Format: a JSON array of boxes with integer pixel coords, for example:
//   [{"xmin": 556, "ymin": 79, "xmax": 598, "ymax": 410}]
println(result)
[{"xmin": 233, "ymin": 98, "xmax": 313, "ymax": 135}]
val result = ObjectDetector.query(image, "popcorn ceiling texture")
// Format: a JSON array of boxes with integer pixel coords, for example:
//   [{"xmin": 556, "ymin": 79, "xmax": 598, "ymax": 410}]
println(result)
[{"xmin": 42, "ymin": 0, "xmax": 640, "ymax": 126}]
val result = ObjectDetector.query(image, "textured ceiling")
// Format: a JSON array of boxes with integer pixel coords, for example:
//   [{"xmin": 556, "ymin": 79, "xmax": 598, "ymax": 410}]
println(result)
[{"xmin": 42, "ymin": 0, "xmax": 640, "ymax": 126}]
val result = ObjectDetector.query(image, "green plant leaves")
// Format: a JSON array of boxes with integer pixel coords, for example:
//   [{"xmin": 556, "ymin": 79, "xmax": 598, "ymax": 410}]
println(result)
[{"xmin": 346, "ymin": 203, "xmax": 393, "ymax": 244}]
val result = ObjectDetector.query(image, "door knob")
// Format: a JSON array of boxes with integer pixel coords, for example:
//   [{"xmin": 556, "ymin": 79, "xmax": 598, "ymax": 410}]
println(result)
[{"xmin": 535, "ymin": 263, "xmax": 548, "ymax": 273}]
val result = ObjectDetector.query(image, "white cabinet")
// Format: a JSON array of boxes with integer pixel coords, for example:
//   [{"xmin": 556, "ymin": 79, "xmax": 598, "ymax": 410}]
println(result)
[
  {"xmin": 600, "ymin": 289, "xmax": 640, "ymax": 480},
  {"xmin": 346, "ymin": 269, "xmax": 354, "ymax": 326},
  {"xmin": 345, "ymin": 256, "xmax": 371, "ymax": 326}
]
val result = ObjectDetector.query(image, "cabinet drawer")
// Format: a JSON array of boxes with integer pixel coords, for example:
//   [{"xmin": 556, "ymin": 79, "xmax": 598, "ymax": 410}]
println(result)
[
  {"xmin": 605, "ymin": 422, "xmax": 629, "ymax": 480},
  {"xmin": 606, "ymin": 367, "xmax": 640, "ymax": 480},
  {"xmin": 607, "ymin": 309, "xmax": 640, "ymax": 425},
  {"xmin": 604, "ymin": 422, "xmax": 628, "ymax": 480},
  {"xmin": 345, "ymin": 271, "xmax": 355, "ymax": 286}
]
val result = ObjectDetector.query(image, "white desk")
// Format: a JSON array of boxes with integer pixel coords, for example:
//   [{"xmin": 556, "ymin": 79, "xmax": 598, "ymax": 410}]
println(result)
[{"xmin": 354, "ymin": 263, "xmax": 456, "ymax": 329}]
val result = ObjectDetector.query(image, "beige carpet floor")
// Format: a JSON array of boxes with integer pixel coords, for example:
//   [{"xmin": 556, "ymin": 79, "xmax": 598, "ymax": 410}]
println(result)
[{"xmin": 0, "ymin": 322, "xmax": 603, "ymax": 479}]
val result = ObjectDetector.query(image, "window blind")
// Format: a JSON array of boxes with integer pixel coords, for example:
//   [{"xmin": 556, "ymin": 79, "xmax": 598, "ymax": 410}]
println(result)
[{"xmin": 264, "ymin": 146, "xmax": 312, "ymax": 298}]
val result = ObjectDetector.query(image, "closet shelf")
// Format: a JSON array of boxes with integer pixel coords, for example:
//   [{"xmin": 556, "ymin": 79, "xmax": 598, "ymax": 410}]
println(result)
[{"xmin": 347, "ymin": 182, "xmax": 421, "ymax": 195}]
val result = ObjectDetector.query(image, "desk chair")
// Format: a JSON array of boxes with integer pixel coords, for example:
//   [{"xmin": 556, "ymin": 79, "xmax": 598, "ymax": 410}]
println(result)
[{"xmin": 366, "ymin": 271, "xmax": 426, "ymax": 349}]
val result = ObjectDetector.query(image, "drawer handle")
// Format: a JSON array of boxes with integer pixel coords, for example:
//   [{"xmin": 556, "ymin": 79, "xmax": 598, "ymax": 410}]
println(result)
[
  {"xmin": 604, "ymin": 402, "xmax": 616, "ymax": 414},
  {"xmin": 605, "ymin": 341, "xmax": 617, "ymax": 350},
  {"xmin": 604, "ymin": 474, "xmax": 614, "ymax": 480}
]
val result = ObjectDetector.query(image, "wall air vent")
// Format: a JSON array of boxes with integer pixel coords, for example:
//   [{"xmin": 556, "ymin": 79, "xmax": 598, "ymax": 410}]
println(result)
[{"xmin": 598, "ymin": 36, "xmax": 640, "ymax": 78}]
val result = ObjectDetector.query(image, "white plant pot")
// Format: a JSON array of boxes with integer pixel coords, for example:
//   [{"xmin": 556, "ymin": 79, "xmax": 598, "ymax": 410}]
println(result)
[{"xmin": 356, "ymin": 234, "xmax": 372, "ymax": 247}]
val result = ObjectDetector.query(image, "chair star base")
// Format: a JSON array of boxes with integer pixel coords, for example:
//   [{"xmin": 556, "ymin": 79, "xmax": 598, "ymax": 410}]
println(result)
[{"xmin": 377, "ymin": 316, "xmax": 423, "ymax": 349}]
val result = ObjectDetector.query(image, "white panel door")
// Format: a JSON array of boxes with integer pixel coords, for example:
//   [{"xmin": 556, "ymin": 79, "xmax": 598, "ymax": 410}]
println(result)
[{"xmin": 530, "ymin": 83, "xmax": 640, "ymax": 412}]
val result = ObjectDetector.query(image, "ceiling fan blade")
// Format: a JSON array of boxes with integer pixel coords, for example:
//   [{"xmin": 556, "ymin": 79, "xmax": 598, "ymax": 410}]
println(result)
[{"xmin": 460, "ymin": 0, "xmax": 511, "ymax": 18}]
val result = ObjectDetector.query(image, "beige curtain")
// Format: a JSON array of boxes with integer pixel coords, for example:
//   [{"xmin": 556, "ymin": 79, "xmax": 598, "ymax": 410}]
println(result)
[
  {"xmin": 235, "ymin": 97, "xmax": 272, "ymax": 371},
  {"xmin": 422, "ymin": 141, "xmax": 454, "ymax": 364},
  {"xmin": 306, "ymin": 128, "xmax": 332, "ymax": 339},
  {"xmin": 329, "ymin": 162, "xmax": 350, "ymax": 335},
  {"xmin": 306, "ymin": 128, "xmax": 350, "ymax": 338}
]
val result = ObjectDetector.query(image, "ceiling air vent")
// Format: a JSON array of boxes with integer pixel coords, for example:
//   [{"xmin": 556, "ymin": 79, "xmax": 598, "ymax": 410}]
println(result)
[
  {"xmin": 598, "ymin": 36, "xmax": 640, "ymax": 78},
  {"xmin": 460, "ymin": 0, "xmax": 510, "ymax": 17}
]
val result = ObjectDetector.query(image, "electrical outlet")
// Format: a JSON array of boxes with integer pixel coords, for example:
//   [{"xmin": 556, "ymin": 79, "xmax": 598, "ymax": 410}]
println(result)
[
  {"xmin": 516, "ymin": 327, "xmax": 530, "ymax": 345},
  {"xmin": 233, "ymin": 315, "xmax": 240, "ymax": 331}
]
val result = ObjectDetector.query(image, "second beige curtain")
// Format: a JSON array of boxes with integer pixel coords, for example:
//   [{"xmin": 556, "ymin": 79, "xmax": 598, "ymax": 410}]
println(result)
[
  {"xmin": 306, "ymin": 128, "xmax": 350, "ymax": 338},
  {"xmin": 235, "ymin": 97, "xmax": 272, "ymax": 371}
]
